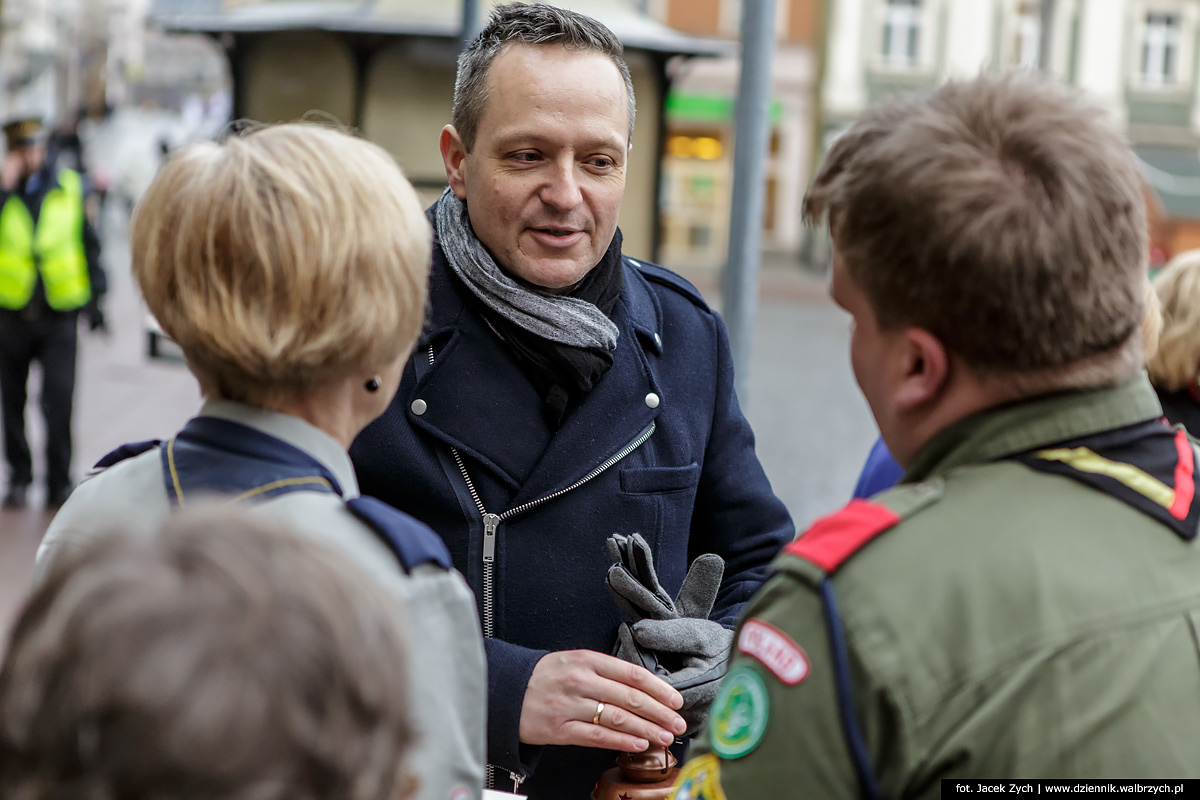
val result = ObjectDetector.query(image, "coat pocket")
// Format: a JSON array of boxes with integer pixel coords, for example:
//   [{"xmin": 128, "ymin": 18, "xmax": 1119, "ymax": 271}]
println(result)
[{"xmin": 619, "ymin": 462, "xmax": 701, "ymax": 494}]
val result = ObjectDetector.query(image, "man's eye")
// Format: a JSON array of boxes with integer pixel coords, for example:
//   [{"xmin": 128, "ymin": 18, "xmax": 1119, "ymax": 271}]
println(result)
[
  {"xmin": 589, "ymin": 157, "xmax": 615, "ymax": 169},
  {"xmin": 513, "ymin": 153, "xmax": 539, "ymax": 162}
]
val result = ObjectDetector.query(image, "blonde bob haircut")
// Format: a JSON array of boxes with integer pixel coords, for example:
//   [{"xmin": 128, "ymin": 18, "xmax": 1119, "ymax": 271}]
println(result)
[
  {"xmin": 132, "ymin": 123, "xmax": 431, "ymax": 408},
  {"xmin": 1148, "ymin": 249, "xmax": 1200, "ymax": 392}
]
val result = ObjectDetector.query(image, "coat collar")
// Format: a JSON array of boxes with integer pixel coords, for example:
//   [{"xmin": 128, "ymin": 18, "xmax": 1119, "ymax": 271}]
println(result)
[
  {"xmin": 903, "ymin": 374, "xmax": 1165, "ymax": 483},
  {"xmin": 199, "ymin": 399, "xmax": 361, "ymax": 498},
  {"xmin": 409, "ymin": 240, "xmax": 666, "ymax": 506}
]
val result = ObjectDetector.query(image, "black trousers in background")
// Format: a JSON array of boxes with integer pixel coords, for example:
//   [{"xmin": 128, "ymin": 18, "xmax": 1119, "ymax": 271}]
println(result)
[{"xmin": 0, "ymin": 310, "xmax": 78, "ymax": 492}]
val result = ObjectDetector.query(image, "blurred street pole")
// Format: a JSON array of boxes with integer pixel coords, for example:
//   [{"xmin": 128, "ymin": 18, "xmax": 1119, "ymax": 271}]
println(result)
[
  {"xmin": 1038, "ymin": 0, "xmax": 1057, "ymax": 73},
  {"xmin": 461, "ymin": 0, "xmax": 481, "ymax": 52},
  {"xmin": 723, "ymin": 0, "xmax": 778, "ymax": 400}
]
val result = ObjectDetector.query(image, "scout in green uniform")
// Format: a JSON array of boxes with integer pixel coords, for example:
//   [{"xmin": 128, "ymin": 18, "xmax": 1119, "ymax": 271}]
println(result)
[{"xmin": 674, "ymin": 75, "xmax": 1200, "ymax": 798}]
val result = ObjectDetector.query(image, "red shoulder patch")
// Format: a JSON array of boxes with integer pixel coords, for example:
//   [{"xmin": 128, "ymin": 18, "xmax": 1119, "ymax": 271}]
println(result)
[{"xmin": 784, "ymin": 498, "xmax": 901, "ymax": 573}]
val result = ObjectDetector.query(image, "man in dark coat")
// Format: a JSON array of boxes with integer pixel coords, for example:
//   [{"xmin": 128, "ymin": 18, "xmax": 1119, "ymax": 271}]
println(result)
[{"xmin": 350, "ymin": 5, "xmax": 794, "ymax": 798}]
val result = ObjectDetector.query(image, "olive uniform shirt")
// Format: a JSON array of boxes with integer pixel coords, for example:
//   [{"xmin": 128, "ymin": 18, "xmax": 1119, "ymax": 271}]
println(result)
[{"xmin": 675, "ymin": 376, "xmax": 1200, "ymax": 798}]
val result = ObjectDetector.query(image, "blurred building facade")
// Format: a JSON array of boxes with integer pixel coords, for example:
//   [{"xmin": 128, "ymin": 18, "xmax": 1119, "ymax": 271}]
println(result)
[
  {"xmin": 0, "ymin": 0, "xmax": 225, "ymax": 125},
  {"xmin": 822, "ymin": 0, "xmax": 1200, "ymax": 266},
  {"xmin": 649, "ymin": 0, "xmax": 819, "ymax": 270},
  {"xmin": 150, "ymin": 0, "xmax": 735, "ymax": 265}
]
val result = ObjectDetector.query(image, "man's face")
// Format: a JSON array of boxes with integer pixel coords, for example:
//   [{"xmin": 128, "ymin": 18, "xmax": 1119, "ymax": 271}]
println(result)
[
  {"xmin": 442, "ymin": 44, "xmax": 630, "ymax": 293},
  {"xmin": 829, "ymin": 249, "xmax": 904, "ymax": 451},
  {"xmin": 17, "ymin": 145, "xmax": 45, "ymax": 178}
]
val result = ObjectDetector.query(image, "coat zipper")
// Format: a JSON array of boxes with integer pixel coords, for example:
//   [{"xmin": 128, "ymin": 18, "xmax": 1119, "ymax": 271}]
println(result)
[{"xmin": 426, "ymin": 347, "xmax": 656, "ymax": 790}]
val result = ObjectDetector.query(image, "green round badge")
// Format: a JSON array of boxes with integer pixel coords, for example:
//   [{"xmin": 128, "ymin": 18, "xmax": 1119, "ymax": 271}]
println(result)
[{"xmin": 709, "ymin": 665, "xmax": 769, "ymax": 759}]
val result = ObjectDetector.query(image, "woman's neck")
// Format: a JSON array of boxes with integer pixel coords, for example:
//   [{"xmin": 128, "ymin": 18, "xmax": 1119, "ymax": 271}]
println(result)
[{"xmin": 270, "ymin": 384, "xmax": 363, "ymax": 451}]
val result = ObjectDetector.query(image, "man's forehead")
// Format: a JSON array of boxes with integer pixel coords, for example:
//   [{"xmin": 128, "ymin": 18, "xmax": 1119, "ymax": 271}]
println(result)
[
  {"xmin": 491, "ymin": 126, "xmax": 626, "ymax": 150},
  {"xmin": 478, "ymin": 43, "xmax": 631, "ymax": 142}
]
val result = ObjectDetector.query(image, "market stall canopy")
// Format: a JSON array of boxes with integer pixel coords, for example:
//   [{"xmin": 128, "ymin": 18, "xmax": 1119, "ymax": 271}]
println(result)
[{"xmin": 149, "ymin": 0, "xmax": 729, "ymax": 57}]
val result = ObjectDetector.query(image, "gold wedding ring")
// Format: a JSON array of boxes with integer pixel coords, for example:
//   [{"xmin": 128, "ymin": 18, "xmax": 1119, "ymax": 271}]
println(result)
[{"xmin": 592, "ymin": 702, "xmax": 606, "ymax": 726}]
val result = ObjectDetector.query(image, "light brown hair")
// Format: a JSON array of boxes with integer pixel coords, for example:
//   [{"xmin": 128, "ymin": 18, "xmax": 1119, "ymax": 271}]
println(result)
[
  {"xmin": 0, "ymin": 509, "xmax": 415, "ymax": 800},
  {"xmin": 131, "ymin": 123, "xmax": 431, "ymax": 408},
  {"xmin": 1148, "ymin": 249, "xmax": 1200, "ymax": 391},
  {"xmin": 805, "ymin": 74, "xmax": 1148, "ymax": 383}
]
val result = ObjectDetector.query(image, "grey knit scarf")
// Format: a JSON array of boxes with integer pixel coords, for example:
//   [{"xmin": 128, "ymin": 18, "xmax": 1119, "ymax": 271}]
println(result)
[{"xmin": 434, "ymin": 188, "xmax": 619, "ymax": 351}]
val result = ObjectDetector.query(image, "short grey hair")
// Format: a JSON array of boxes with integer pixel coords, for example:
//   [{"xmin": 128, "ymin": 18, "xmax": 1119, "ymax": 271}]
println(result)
[{"xmin": 452, "ymin": 2, "xmax": 636, "ymax": 151}]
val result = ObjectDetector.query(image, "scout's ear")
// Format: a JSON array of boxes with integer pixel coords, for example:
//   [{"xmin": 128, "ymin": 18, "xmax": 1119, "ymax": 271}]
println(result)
[
  {"xmin": 440, "ymin": 125, "xmax": 469, "ymax": 200},
  {"xmin": 893, "ymin": 327, "xmax": 949, "ymax": 413}
]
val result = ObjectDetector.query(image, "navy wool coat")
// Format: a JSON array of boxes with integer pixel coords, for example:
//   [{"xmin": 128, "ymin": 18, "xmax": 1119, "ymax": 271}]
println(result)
[{"xmin": 351, "ymin": 232, "xmax": 794, "ymax": 799}]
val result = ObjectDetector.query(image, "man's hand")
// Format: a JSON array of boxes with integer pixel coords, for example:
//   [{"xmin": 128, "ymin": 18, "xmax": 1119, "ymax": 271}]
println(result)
[
  {"xmin": 519, "ymin": 649, "xmax": 686, "ymax": 752},
  {"xmin": 84, "ymin": 302, "xmax": 108, "ymax": 335}
]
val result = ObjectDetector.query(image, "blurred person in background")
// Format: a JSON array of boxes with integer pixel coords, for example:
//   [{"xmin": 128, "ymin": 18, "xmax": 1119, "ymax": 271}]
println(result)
[
  {"xmin": 350, "ymin": 4, "xmax": 793, "ymax": 796},
  {"xmin": 0, "ymin": 115, "xmax": 107, "ymax": 510},
  {"xmin": 47, "ymin": 109, "xmax": 87, "ymax": 176},
  {"xmin": 1148, "ymin": 249, "xmax": 1200, "ymax": 436},
  {"xmin": 676, "ymin": 74, "xmax": 1200, "ymax": 796},
  {"xmin": 2, "ymin": 508, "xmax": 420, "ymax": 800},
  {"xmin": 34, "ymin": 123, "xmax": 486, "ymax": 800}
]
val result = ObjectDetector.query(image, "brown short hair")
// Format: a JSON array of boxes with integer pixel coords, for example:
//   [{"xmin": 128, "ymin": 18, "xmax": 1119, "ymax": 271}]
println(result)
[
  {"xmin": 805, "ymin": 74, "xmax": 1147, "ymax": 379},
  {"xmin": 131, "ymin": 123, "xmax": 431, "ymax": 407},
  {"xmin": 1148, "ymin": 249, "xmax": 1200, "ymax": 392},
  {"xmin": 0, "ymin": 509, "xmax": 415, "ymax": 800},
  {"xmin": 453, "ymin": 2, "xmax": 636, "ymax": 151}
]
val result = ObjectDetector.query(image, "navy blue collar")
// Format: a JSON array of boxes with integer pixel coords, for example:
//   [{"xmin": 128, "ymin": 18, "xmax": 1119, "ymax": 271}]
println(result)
[{"xmin": 164, "ymin": 416, "xmax": 344, "ymax": 507}]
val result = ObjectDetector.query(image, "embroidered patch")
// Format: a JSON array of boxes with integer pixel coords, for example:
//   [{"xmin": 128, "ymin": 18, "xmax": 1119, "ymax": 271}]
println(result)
[
  {"xmin": 737, "ymin": 619, "xmax": 809, "ymax": 685},
  {"xmin": 669, "ymin": 753, "xmax": 728, "ymax": 800},
  {"xmin": 709, "ymin": 666, "xmax": 769, "ymax": 759}
]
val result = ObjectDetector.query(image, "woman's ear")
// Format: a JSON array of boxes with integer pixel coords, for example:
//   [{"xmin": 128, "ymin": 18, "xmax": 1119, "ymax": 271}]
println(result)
[{"xmin": 894, "ymin": 327, "xmax": 950, "ymax": 413}]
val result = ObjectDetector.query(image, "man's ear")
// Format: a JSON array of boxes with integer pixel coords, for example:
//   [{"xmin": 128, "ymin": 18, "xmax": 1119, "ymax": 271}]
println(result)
[
  {"xmin": 894, "ymin": 328, "xmax": 949, "ymax": 412},
  {"xmin": 440, "ymin": 125, "xmax": 468, "ymax": 200}
]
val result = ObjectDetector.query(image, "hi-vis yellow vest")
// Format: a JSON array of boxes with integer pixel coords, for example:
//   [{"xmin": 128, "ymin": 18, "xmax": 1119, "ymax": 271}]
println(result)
[{"xmin": 0, "ymin": 168, "xmax": 90, "ymax": 311}]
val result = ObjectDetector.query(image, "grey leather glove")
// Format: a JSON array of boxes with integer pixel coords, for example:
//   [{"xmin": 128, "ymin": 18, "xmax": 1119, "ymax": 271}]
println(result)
[{"xmin": 606, "ymin": 533, "xmax": 732, "ymax": 735}]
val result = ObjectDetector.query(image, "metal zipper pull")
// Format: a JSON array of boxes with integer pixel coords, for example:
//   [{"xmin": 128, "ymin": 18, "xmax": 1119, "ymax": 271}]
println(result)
[{"xmin": 483, "ymin": 513, "xmax": 500, "ymax": 563}]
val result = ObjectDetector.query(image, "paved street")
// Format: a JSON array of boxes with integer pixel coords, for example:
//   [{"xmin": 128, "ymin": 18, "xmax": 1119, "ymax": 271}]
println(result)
[{"xmin": 0, "ymin": 208, "xmax": 876, "ymax": 651}]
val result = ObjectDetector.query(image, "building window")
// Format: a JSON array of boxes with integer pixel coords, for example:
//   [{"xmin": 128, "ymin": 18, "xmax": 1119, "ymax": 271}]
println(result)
[
  {"xmin": 1012, "ymin": 1, "xmax": 1041, "ymax": 69},
  {"xmin": 1141, "ymin": 11, "xmax": 1180, "ymax": 86},
  {"xmin": 881, "ymin": 0, "xmax": 922, "ymax": 67}
]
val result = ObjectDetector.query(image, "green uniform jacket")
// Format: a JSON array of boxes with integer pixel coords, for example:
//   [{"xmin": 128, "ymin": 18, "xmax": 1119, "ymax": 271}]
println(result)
[{"xmin": 676, "ymin": 377, "xmax": 1200, "ymax": 798}]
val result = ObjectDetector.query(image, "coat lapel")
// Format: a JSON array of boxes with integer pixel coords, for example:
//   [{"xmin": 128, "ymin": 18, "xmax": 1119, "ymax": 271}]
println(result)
[
  {"xmin": 509, "ymin": 262, "xmax": 665, "ymax": 507},
  {"xmin": 410, "ymin": 247, "xmax": 667, "ymax": 507},
  {"xmin": 406, "ymin": 257, "xmax": 551, "ymax": 491}
]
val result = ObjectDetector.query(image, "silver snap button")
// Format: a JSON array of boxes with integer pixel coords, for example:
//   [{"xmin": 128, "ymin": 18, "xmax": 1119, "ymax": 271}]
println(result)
[
  {"xmin": 411, "ymin": 399, "xmax": 428, "ymax": 416},
  {"xmin": 653, "ymin": 332, "xmax": 662, "ymax": 348},
  {"xmin": 645, "ymin": 392, "xmax": 661, "ymax": 409}
]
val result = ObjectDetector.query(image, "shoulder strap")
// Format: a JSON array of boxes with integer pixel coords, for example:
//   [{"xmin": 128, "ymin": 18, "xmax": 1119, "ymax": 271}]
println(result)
[
  {"xmin": 784, "ymin": 498, "xmax": 901, "ymax": 574},
  {"xmin": 346, "ymin": 495, "xmax": 454, "ymax": 574},
  {"xmin": 94, "ymin": 439, "xmax": 161, "ymax": 470},
  {"xmin": 627, "ymin": 256, "xmax": 710, "ymax": 310},
  {"xmin": 819, "ymin": 576, "xmax": 883, "ymax": 800}
]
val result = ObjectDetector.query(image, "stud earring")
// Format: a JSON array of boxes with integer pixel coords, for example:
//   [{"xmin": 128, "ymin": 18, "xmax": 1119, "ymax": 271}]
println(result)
[{"xmin": 365, "ymin": 376, "xmax": 381, "ymax": 393}]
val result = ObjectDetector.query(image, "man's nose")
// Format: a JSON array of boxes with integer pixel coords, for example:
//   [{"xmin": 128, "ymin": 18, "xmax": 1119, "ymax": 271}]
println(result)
[{"xmin": 540, "ymin": 159, "xmax": 582, "ymax": 212}]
